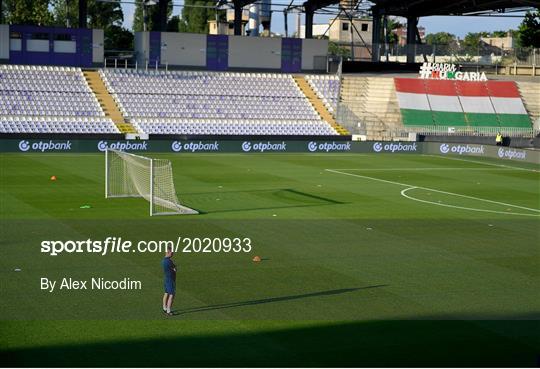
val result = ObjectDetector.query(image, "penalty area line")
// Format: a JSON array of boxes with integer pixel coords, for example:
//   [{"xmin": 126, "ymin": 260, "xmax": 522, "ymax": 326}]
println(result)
[
  {"xmin": 400, "ymin": 187, "xmax": 539, "ymax": 217},
  {"xmin": 325, "ymin": 169, "xmax": 540, "ymax": 215}
]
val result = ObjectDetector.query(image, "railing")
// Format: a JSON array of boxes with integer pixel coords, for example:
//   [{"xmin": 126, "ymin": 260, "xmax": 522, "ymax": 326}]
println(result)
[
  {"xmin": 104, "ymin": 56, "xmax": 169, "ymax": 72},
  {"xmin": 104, "ymin": 58, "xmax": 137, "ymax": 69},
  {"xmin": 335, "ymin": 102, "xmax": 367, "ymax": 136},
  {"xmin": 405, "ymin": 125, "xmax": 539, "ymax": 138},
  {"xmin": 330, "ymin": 42, "xmax": 539, "ymax": 72}
]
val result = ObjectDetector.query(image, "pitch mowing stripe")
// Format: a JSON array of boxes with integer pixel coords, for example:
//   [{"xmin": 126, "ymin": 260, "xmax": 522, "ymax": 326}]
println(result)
[{"xmin": 325, "ymin": 169, "xmax": 540, "ymax": 215}]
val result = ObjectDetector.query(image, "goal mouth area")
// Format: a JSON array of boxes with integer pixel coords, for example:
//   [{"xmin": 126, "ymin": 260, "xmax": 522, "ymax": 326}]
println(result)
[{"xmin": 105, "ymin": 149, "xmax": 198, "ymax": 216}]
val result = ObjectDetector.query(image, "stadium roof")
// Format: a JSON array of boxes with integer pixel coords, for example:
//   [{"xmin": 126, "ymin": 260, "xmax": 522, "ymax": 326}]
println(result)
[
  {"xmin": 368, "ymin": 0, "xmax": 539, "ymax": 16},
  {"xmin": 302, "ymin": 0, "xmax": 538, "ymax": 15}
]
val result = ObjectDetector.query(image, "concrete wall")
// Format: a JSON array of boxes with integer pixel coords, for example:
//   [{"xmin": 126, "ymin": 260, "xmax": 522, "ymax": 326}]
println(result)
[
  {"xmin": 228, "ymin": 36, "xmax": 281, "ymax": 69},
  {"xmin": 134, "ymin": 32, "xmax": 149, "ymax": 66},
  {"xmin": 0, "ymin": 24, "xmax": 9, "ymax": 60},
  {"xmin": 160, "ymin": 33, "xmax": 206, "ymax": 67},
  {"xmin": 329, "ymin": 19, "xmax": 372, "ymax": 44},
  {"xmin": 92, "ymin": 29, "xmax": 104, "ymax": 64},
  {"xmin": 133, "ymin": 32, "xmax": 330, "ymax": 72},
  {"xmin": 53, "ymin": 40, "xmax": 76, "ymax": 53},
  {"xmin": 301, "ymin": 38, "xmax": 328, "ymax": 71}
]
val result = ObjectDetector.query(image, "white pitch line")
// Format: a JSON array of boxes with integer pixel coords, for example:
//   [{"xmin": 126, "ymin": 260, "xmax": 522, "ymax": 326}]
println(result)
[
  {"xmin": 423, "ymin": 154, "xmax": 540, "ymax": 173},
  {"xmin": 325, "ymin": 169, "xmax": 540, "ymax": 214},
  {"xmin": 401, "ymin": 187, "xmax": 540, "ymax": 217}
]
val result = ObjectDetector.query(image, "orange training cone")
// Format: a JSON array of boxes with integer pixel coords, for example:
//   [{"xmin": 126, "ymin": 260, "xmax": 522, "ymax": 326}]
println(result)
[{"xmin": 50, "ymin": 175, "xmax": 57, "ymax": 181}]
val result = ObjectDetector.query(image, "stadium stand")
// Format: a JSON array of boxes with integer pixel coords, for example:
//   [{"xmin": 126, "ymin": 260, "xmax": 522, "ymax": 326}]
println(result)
[
  {"xmin": 304, "ymin": 75, "xmax": 340, "ymax": 114},
  {"xmin": 100, "ymin": 69, "xmax": 339, "ymax": 136},
  {"xmin": 0, "ymin": 65, "xmax": 119, "ymax": 134},
  {"xmin": 516, "ymin": 81, "xmax": 540, "ymax": 127},
  {"xmin": 340, "ymin": 76, "xmax": 401, "ymax": 140},
  {"xmin": 83, "ymin": 70, "xmax": 137, "ymax": 134},
  {"xmin": 293, "ymin": 76, "xmax": 348, "ymax": 135}
]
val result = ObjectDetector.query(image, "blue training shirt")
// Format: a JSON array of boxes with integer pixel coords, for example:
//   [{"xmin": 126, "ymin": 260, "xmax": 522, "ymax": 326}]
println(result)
[{"xmin": 162, "ymin": 257, "xmax": 176, "ymax": 282}]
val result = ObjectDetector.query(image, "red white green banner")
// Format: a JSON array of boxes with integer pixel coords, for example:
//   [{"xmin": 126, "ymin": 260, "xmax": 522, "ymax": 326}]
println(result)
[{"xmin": 394, "ymin": 78, "xmax": 531, "ymax": 128}]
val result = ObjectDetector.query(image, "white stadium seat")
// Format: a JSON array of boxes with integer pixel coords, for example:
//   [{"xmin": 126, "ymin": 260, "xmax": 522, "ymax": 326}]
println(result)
[
  {"xmin": 0, "ymin": 65, "xmax": 117, "ymax": 134},
  {"xmin": 100, "ymin": 69, "xmax": 338, "ymax": 136}
]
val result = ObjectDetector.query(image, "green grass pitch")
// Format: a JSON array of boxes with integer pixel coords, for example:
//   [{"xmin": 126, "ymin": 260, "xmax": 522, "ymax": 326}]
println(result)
[{"xmin": 1, "ymin": 152, "xmax": 539, "ymax": 366}]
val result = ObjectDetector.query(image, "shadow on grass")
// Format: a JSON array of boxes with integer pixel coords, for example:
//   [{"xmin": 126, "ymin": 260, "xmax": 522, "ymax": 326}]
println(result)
[
  {"xmin": 175, "ymin": 286, "xmax": 385, "ymax": 315},
  {"xmin": 183, "ymin": 188, "xmax": 346, "ymax": 215},
  {"xmin": 1, "ymin": 317, "xmax": 539, "ymax": 367}
]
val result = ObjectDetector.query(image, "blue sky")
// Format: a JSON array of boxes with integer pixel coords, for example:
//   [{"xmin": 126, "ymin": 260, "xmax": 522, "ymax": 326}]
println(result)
[{"xmin": 120, "ymin": 2, "xmax": 526, "ymax": 38}]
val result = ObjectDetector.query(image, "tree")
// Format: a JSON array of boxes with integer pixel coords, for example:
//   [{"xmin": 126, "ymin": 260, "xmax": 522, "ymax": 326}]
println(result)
[
  {"xmin": 328, "ymin": 41, "xmax": 351, "ymax": 58},
  {"xmin": 50, "ymin": 0, "xmax": 78, "ymax": 27},
  {"xmin": 4, "ymin": 0, "xmax": 53, "ymax": 25},
  {"xmin": 105, "ymin": 25, "xmax": 133, "ymax": 51},
  {"xmin": 385, "ymin": 17, "xmax": 402, "ymax": 44},
  {"xmin": 178, "ymin": 0, "xmax": 217, "ymax": 34},
  {"xmin": 517, "ymin": 10, "xmax": 540, "ymax": 48},
  {"xmin": 490, "ymin": 30, "xmax": 507, "ymax": 37},
  {"xmin": 167, "ymin": 15, "xmax": 180, "ymax": 32},
  {"xmin": 51, "ymin": 0, "xmax": 123, "ymax": 29},
  {"xmin": 132, "ymin": 0, "xmax": 173, "ymax": 32},
  {"xmin": 425, "ymin": 32, "xmax": 457, "ymax": 56},
  {"xmin": 87, "ymin": 0, "xmax": 123, "ymax": 29},
  {"xmin": 462, "ymin": 32, "xmax": 488, "ymax": 54},
  {"xmin": 425, "ymin": 32, "xmax": 456, "ymax": 45}
]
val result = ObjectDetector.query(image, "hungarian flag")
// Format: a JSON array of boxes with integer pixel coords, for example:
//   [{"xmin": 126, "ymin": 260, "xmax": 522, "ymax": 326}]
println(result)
[{"xmin": 394, "ymin": 78, "xmax": 531, "ymax": 128}]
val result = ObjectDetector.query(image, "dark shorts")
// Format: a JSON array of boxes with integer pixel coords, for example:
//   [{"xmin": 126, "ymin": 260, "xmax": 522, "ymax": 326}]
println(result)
[{"xmin": 164, "ymin": 280, "xmax": 176, "ymax": 295}]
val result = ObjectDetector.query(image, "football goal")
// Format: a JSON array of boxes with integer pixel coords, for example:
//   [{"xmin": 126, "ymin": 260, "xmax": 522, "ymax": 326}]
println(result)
[{"xmin": 105, "ymin": 149, "xmax": 198, "ymax": 216}]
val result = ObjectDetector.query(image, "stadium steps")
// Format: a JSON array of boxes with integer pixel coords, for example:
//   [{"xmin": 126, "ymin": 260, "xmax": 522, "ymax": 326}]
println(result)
[
  {"xmin": 293, "ymin": 76, "xmax": 349, "ymax": 135},
  {"xmin": 340, "ymin": 76, "xmax": 404, "ymax": 140},
  {"xmin": 83, "ymin": 70, "xmax": 138, "ymax": 134},
  {"xmin": 516, "ymin": 81, "xmax": 540, "ymax": 127}
]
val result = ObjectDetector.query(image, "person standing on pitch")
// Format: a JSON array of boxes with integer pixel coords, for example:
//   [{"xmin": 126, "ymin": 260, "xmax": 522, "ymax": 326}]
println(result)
[{"xmin": 162, "ymin": 246, "xmax": 177, "ymax": 316}]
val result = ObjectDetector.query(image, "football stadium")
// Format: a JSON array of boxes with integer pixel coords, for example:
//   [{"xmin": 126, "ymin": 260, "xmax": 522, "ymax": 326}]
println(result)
[{"xmin": 0, "ymin": 0, "xmax": 539, "ymax": 367}]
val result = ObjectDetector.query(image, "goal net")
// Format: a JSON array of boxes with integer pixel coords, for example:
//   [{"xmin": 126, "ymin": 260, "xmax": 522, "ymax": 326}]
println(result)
[{"xmin": 105, "ymin": 149, "xmax": 198, "ymax": 216}]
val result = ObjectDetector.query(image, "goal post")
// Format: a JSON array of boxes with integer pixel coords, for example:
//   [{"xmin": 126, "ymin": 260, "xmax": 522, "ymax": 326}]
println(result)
[{"xmin": 105, "ymin": 149, "xmax": 198, "ymax": 216}]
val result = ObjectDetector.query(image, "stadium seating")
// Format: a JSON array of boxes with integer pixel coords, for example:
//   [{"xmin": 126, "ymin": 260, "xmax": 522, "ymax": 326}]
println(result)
[
  {"xmin": 305, "ymin": 75, "xmax": 340, "ymax": 114},
  {"xmin": 101, "ymin": 69, "xmax": 337, "ymax": 136},
  {"xmin": 131, "ymin": 118, "xmax": 336, "ymax": 136},
  {"xmin": 340, "ymin": 76, "xmax": 402, "ymax": 140},
  {"xmin": 0, "ymin": 65, "xmax": 119, "ymax": 134},
  {"xmin": 0, "ymin": 116, "xmax": 119, "ymax": 134}
]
